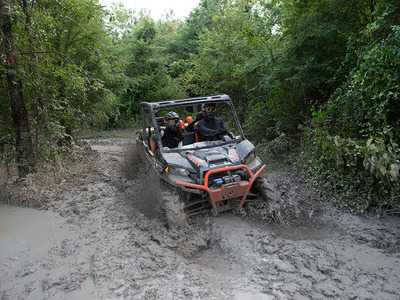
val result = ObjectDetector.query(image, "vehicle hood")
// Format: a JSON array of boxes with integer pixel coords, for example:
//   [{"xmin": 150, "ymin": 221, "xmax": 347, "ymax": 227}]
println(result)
[{"xmin": 163, "ymin": 139, "xmax": 255, "ymax": 173}]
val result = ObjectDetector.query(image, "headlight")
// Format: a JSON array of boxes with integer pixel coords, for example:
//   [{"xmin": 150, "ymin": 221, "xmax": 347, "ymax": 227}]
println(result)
[
  {"xmin": 167, "ymin": 166, "xmax": 188, "ymax": 176},
  {"xmin": 244, "ymin": 151, "xmax": 256, "ymax": 165}
]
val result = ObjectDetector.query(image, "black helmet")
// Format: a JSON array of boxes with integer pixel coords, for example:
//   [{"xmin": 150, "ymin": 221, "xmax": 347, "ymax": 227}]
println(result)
[
  {"xmin": 164, "ymin": 111, "xmax": 180, "ymax": 132},
  {"xmin": 202, "ymin": 103, "xmax": 217, "ymax": 119}
]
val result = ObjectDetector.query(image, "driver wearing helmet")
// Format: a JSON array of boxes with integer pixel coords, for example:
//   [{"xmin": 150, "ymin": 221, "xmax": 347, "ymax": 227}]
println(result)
[
  {"xmin": 196, "ymin": 103, "xmax": 229, "ymax": 141},
  {"xmin": 150, "ymin": 111, "xmax": 183, "ymax": 152}
]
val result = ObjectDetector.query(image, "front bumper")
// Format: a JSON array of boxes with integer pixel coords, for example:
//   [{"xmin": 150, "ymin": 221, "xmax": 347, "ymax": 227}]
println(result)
[{"xmin": 176, "ymin": 164, "xmax": 266, "ymax": 215}]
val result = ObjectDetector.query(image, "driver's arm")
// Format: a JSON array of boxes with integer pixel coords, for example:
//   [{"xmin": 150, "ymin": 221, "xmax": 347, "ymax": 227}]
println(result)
[
  {"xmin": 217, "ymin": 118, "xmax": 229, "ymax": 134},
  {"xmin": 196, "ymin": 120, "xmax": 221, "ymax": 138}
]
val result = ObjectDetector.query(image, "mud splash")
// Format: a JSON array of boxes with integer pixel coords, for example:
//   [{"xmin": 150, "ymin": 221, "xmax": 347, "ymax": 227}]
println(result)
[{"xmin": 1, "ymin": 137, "xmax": 399, "ymax": 299}]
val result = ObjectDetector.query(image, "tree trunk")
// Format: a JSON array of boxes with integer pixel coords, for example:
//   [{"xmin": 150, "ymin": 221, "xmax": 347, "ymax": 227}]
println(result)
[
  {"xmin": 0, "ymin": 0, "xmax": 35, "ymax": 177},
  {"xmin": 22, "ymin": 0, "xmax": 44, "ymax": 161}
]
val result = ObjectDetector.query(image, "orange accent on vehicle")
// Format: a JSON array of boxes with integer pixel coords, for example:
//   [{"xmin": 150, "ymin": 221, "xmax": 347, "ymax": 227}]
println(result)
[
  {"xmin": 195, "ymin": 133, "xmax": 200, "ymax": 142},
  {"xmin": 187, "ymin": 155, "xmax": 204, "ymax": 167},
  {"xmin": 176, "ymin": 164, "xmax": 266, "ymax": 215},
  {"xmin": 179, "ymin": 120, "xmax": 185, "ymax": 129},
  {"xmin": 150, "ymin": 139, "xmax": 156, "ymax": 153},
  {"xmin": 228, "ymin": 148, "xmax": 240, "ymax": 162}
]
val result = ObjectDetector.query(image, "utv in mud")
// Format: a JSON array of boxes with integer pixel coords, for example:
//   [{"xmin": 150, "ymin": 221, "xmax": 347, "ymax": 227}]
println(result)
[{"xmin": 136, "ymin": 94, "xmax": 266, "ymax": 227}]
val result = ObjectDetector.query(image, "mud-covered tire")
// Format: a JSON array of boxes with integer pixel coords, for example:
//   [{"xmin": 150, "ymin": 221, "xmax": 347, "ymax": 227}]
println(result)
[
  {"xmin": 134, "ymin": 139, "xmax": 188, "ymax": 228},
  {"xmin": 161, "ymin": 189, "xmax": 188, "ymax": 229}
]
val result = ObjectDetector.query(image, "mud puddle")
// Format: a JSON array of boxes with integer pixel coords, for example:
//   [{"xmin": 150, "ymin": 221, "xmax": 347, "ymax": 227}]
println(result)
[
  {"xmin": 1, "ymin": 137, "xmax": 399, "ymax": 299},
  {"xmin": 245, "ymin": 218, "xmax": 341, "ymax": 241},
  {"xmin": 0, "ymin": 204, "xmax": 95, "ymax": 299}
]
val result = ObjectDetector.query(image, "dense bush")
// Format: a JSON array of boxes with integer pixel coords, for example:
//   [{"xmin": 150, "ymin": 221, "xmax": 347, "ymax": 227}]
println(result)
[{"xmin": 304, "ymin": 10, "xmax": 400, "ymax": 213}]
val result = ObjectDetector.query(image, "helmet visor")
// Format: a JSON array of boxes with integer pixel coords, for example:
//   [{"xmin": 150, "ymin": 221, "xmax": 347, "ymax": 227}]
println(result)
[
  {"xmin": 203, "ymin": 106, "xmax": 217, "ymax": 113},
  {"xmin": 165, "ymin": 119, "xmax": 180, "ymax": 125}
]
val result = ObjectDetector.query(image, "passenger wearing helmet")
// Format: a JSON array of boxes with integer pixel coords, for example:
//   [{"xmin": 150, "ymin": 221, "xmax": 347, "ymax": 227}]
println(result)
[
  {"xmin": 196, "ymin": 103, "xmax": 229, "ymax": 141},
  {"xmin": 150, "ymin": 111, "xmax": 183, "ymax": 152}
]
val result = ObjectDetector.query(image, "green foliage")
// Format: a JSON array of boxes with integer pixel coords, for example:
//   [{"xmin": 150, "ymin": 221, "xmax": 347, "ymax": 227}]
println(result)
[
  {"xmin": 170, "ymin": 0, "xmax": 217, "ymax": 60},
  {"xmin": 182, "ymin": 0, "xmax": 374, "ymax": 143},
  {"xmin": 304, "ymin": 7, "xmax": 400, "ymax": 213},
  {"xmin": 114, "ymin": 13, "xmax": 188, "ymax": 126},
  {"xmin": 1, "ymin": 0, "xmax": 123, "ymax": 170}
]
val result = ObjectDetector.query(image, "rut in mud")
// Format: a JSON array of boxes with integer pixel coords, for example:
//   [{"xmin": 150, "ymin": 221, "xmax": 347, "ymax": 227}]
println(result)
[{"xmin": 1, "ymin": 137, "xmax": 399, "ymax": 299}]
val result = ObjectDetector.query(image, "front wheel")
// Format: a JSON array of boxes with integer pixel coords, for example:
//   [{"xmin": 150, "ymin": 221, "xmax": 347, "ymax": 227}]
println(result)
[{"xmin": 161, "ymin": 188, "xmax": 188, "ymax": 229}]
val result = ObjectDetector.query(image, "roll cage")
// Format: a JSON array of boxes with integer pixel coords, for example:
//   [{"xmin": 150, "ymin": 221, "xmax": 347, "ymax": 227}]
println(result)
[{"xmin": 139, "ymin": 94, "xmax": 245, "ymax": 152}]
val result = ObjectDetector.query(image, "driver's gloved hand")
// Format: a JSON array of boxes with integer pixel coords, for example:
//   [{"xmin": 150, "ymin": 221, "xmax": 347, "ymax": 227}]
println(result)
[{"xmin": 216, "ymin": 129, "xmax": 229, "ymax": 136}]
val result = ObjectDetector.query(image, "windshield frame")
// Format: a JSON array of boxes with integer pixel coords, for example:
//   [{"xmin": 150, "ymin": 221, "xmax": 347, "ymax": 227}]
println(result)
[{"xmin": 140, "ymin": 94, "xmax": 245, "ymax": 153}]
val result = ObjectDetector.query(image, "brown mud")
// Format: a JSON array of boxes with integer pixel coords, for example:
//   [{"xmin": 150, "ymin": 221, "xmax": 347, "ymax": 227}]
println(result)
[{"xmin": 1, "ymin": 137, "xmax": 399, "ymax": 299}]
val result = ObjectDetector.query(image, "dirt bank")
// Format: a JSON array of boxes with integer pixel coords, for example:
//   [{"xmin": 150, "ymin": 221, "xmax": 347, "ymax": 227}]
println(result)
[{"xmin": 1, "ymin": 137, "xmax": 399, "ymax": 299}]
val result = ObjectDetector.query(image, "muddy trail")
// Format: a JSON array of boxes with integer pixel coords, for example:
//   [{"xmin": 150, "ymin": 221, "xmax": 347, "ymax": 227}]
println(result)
[{"xmin": 1, "ymin": 138, "xmax": 399, "ymax": 299}]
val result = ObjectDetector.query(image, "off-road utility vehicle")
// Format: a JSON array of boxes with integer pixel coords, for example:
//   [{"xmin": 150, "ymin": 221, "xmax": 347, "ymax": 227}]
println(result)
[{"xmin": 136, "ymin": 94, "xmax": 266, "ymax": 227}]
